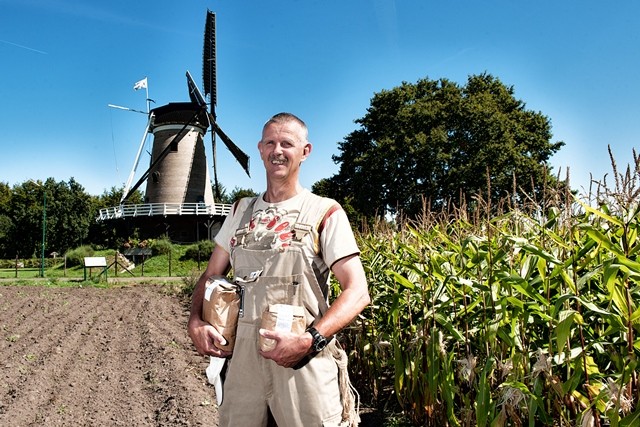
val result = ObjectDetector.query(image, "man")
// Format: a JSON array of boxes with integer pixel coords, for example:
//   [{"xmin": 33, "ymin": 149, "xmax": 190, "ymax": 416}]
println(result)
[{"xmin": 188, "ymin": 112, "xmax": 370, "ymax": 426}]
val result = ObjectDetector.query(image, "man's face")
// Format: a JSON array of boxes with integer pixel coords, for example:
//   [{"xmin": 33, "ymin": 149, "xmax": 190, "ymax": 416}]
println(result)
[{"xmin": 258, "ymin": 121, "xmax": 311, "ymax": 181}]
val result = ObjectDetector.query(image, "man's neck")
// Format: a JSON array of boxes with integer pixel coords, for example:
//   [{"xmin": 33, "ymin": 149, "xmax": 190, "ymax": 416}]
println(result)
[{"xmin": 263, "ymin": 181, "xmax": 304, "ymax": 203}]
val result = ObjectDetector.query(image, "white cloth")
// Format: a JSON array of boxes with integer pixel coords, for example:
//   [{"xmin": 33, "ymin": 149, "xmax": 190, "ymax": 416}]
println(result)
[{"xmin": 206, "ymin": 356, "xmax": 226, "ymax": 405}]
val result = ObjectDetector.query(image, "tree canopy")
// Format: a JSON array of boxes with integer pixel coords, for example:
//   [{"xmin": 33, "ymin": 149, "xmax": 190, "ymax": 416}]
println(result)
[
  {"xmin": 2, "ymin": 178, "xmax": 93, "ymax": 258},
  {"xmin": 319, "ymin": 73, "xmax": 565, "ymax": 219},
  {"xmin": 0, "ymin": 179, "xmax": 260, "ymax": 259}
]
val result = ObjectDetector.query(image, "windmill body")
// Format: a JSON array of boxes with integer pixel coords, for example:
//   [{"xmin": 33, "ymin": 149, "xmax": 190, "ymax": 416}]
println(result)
[{"xmin": 144, "ymin": 103, "xmax": 214, "ymax": 206}]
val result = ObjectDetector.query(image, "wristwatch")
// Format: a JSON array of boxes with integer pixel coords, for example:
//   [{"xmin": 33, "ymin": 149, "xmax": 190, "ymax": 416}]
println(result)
[{"xmin": 306, "ymin": 327, "xmax": 328, "ymax": 352}]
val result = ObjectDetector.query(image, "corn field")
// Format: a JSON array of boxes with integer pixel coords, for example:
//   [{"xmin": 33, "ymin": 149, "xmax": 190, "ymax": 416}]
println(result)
[{"xmin": 346, "ymin": 152, "xmax": 640, "ymax": 426}]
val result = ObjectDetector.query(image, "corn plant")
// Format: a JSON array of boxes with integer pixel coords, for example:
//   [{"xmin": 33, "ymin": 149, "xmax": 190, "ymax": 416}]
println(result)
[{"xmin": 349, "ymin": 169, "xmax": 640, "ymax": 425}]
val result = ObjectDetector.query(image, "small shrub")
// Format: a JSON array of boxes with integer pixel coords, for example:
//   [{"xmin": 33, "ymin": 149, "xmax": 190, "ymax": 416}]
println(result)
[
  {"xmin": 64, "ymin": 246, "xmax": 95, "ymax": 267},
  {"xmin": 183, "ymin": 240, "xmax": 214, "ymax": 261},
  {"xmin": 181, "ymin": 268, "xmax": 201, "ymax": 297},
  {"xmin": 150, "ymin": 238, "xmax": 172, "ymax": 255}
]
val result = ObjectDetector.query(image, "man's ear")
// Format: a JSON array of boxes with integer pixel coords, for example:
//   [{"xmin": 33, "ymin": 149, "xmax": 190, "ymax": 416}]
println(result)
[{"xmin": 301, "ymin": 143, "xmax": 312, "ymax": 161}]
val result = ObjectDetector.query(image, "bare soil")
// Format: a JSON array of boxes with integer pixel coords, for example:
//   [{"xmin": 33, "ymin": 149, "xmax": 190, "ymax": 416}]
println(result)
[
  {"xmin": 0, "ymin": 283, "xmax": 217, "ymax": 426},
  {"xmin": 0, "ymin": 283, "xmax": 382, "ymax": 427}
]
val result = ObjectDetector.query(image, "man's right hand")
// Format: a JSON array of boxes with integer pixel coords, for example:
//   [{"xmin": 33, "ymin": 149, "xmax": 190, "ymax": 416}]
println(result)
[{"xmin": 188, "ymin": 316, "xmax": 233, "ymax": 358}]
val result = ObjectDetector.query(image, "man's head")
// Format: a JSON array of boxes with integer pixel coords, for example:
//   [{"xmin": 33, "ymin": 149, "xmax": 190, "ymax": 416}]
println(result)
[{"xmin": 258, "ymin": 112, "xmax": 312, "ymax": 182}]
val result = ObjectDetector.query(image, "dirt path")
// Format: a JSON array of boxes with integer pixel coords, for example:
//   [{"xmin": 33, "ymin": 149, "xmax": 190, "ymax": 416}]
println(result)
[{"xmin": 0, "ymin": 284, "xmax": 218, "ymax": 426}]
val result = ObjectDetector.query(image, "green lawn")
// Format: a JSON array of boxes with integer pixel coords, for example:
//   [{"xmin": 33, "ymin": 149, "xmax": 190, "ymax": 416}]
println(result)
[{"xmin": 0, "ymin": 247, "xmax": 208, "ymax": 282}]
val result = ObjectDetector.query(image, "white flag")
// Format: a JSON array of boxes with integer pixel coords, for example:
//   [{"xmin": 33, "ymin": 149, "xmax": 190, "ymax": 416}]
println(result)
[{"xmin": 133, "ymin": 77, "xmax": 147, "ymax": 90}]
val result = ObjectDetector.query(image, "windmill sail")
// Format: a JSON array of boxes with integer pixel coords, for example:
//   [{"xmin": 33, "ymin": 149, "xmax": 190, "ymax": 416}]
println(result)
[
  {"xmin": 210, "ymin": 120, "xmax": 250, "ymax": 176},
  {"xmin": 203, "ymin": 10, "xmax": 217, "ymax": 107},
  {"xmin": 203, "ymin": 10, "xmax": 220, "ymax": 197},
  {"xmin": 200, "ymin": 10, "xmax": 250, "ymax": 182},
  {"xmin": 186, "ymin": 71, "xmax": 250, "ymax": 177}
]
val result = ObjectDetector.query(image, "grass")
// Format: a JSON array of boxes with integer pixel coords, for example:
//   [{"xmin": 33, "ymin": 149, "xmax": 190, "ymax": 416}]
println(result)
[{"xmin": 0, "ymin": 245, "xmax": 208, "ymax": 282}]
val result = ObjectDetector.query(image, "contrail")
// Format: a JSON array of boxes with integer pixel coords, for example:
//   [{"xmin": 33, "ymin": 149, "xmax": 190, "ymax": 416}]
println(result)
[{"xmin": 0, "ymin": 39, "xmax": 48, "ymax": 54}]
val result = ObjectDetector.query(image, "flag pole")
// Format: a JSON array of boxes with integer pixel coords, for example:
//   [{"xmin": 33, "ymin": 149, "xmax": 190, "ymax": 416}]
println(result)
[{"xmin": 145, "ymin": 80, "xmax": 150, "ymax": 114}]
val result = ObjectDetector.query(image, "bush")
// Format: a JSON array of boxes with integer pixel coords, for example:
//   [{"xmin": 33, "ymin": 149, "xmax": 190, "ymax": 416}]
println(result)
[
  {"xmin": 64, "ymin": 245, "xmax": 95, "ymax": 267},
  {"xmin": 182, "ymin": 240, "xmax": 214, "ymax": 261},
  {"xmin": 181, "ymin": 268, "xmax": 201, "ymax": 297},
  {"xmin": 150, "ymin": 237, "xmax": 172, "ymax": 256}
]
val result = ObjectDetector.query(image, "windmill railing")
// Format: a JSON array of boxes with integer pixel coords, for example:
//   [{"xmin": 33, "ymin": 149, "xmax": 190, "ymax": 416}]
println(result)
[{"xmin": 97, "ymin": 202, "xmax": 232, "ymax": 221}]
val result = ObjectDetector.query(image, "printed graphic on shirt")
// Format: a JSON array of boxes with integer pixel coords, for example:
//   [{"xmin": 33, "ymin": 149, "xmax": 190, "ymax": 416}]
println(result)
[{"xmin": 230, "ymin": 206, "xmax": 300, "ymax": 252}]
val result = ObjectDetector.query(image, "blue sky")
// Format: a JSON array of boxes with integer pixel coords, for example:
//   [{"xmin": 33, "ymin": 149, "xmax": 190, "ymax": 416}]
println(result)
[{"xmin": 1, "ymin": 0, "xmax": 639, "ymax": 197}]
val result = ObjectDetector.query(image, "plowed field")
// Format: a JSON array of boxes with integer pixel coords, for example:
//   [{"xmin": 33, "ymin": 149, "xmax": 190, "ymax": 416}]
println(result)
[{"xmin": 0, "ymin": 284, "xmax": 218, "ymax": 426}]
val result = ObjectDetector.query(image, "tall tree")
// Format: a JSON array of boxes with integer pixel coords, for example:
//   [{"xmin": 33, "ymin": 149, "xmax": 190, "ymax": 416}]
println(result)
[
  {"xmin": 0, "ymin": 182, "xmax": 13, "ymax": 258},
  {"xmin": 87, "ymin": 185, "xmax": 144, "ymax": 249},
  {"xmin": 46, "ymin": 178, "xmax": 93, "ymax": 254},
  {"xmin": 6, "ymin": 178, "xmax": 93, "ymax": 258},
  {"xmin": 7, "ymin": 180, "xmax": 49, "ymax": 258},
  {"xmin": 325, "ymin": 73, "xmax": 565, "ymax": 219}
]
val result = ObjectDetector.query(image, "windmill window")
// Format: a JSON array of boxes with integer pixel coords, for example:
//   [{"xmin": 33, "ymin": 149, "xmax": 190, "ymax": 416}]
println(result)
[{"xmin": 152, "ymin": 171, "xmax": 161, "ymax": 183}]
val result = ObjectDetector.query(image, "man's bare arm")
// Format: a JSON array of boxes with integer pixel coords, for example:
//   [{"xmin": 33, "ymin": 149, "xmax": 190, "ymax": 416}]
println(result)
[
  {"xmin": 187, "ymin": 244, "xmax": 232, "ymax": 357},
  {"xmin": 312, "ymin": 254, "xmax": 370, "ymax": 338}
]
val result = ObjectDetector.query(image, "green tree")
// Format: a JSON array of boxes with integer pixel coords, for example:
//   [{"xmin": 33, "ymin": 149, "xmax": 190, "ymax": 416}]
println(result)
[
  {"xmin": 7, "ymin": 180, "xmax": 49, "ymax": 258},
  {"xmin": 0, "ymin": 182, "xmax": 13, "ymax": 258},
  {"xmin": 227, "ymin": 187, "xmax": 258, "ymax": 204},
  {"xmin": 327, "ymin": 73, "xmax": 565, "ymax": 219},
  {"xmin": 42, "ymin": 178, "xmax": 93, "ymax": 256},
  {"xmin": 87, "ymin": 185, "xmax": 144, "ymax": 249},
  {"xmin": 212, "ymin": 182, "xmax": 228, "ymax": 203},
  {"xmin": 312, "ymin": 178, "xmax": 371, "ymax": 228},
  {"xmin": 213, "ymin": 184, "xmax": 257, "ymax": 204},
  {"xmin": 6, "ymin": 178, "xmax": 93, "ymax": 258}
]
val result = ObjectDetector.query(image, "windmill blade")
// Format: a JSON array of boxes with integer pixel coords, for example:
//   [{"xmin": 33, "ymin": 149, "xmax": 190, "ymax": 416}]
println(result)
[
  {"xmin": 186, "ymin": 71, "xmax": 250, "ymax": 177},
  {"xmin": 120, "ymin": 113, "xmax": 154, "ymax": 203},
  {"xmin": 187, "ymin": 71, "xmax": 207, "ymax": 108},
  {"xmin": 203, "ymin": 10, "xmax": 222, "ymax": 195},
  {"xmin": 210, "ymin": 120, "xmax": 250, "ymax": 177},
  {"xmin": 211, "ymin": 131, "xmax": 221, "ymax": 200},
  {"xmin": 203, "ymin": 10, "xmax": 217, "ymax": 106}
]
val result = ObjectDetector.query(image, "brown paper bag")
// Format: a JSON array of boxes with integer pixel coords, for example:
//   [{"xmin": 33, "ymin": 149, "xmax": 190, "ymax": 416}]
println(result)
[
  {"xmin": 259, "ymin": 304, "xmax": 306, "ymax": 352},
  {"xmin": 202, "ymin": 276, "xmax": 240, "ymax": 352}
]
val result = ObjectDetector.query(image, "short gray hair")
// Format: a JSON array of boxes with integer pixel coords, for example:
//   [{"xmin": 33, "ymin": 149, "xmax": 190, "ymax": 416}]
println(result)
[{"xmin": 263, "ymin": 112, "xmax": 308, "ymax": 141}]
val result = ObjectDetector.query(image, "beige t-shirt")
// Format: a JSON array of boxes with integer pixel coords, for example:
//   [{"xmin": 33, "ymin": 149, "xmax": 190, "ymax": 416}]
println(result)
[{"xmin": 215, "ymin": 189, "xmax": 359, "ymax": 279}]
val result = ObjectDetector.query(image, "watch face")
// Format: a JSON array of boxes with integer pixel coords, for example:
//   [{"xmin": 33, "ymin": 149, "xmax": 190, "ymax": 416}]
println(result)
[
  {"xmin": 308, "ymin": 327, "xmax": 328, "ymax": 352},
  {"xmin": 313, "ymin": 335, "xmax": 327, "ymax": 351}
]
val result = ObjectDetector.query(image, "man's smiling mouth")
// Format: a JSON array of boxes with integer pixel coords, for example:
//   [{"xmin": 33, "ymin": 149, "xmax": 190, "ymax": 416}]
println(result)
[{"xmin": 270, "ymin": 157, "xmax": 286, "ymax": 165}]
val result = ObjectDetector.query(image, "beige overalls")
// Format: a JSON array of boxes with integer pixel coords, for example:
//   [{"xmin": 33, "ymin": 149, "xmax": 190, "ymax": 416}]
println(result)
[{"xmin": 219, "ymin": 197, "xmax": 358, "ymax": 427}]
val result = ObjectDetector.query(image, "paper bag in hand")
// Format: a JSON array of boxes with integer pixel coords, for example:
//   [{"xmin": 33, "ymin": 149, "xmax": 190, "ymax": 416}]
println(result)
[
  {"xmin": 202, "ymin": 276, "xmax": 240, "ymax": 352},
  {"xmin": 259, "ymin": 304, "xmax": 306, "ymax": 352}
]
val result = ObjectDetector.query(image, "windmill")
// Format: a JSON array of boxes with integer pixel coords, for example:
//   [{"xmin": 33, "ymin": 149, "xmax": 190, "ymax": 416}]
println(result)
[
  {"xmin": 98, "ymin": 9, "xmax": 250, "ymax": 243},
  {"xmin": 118, "ymin": 10, "xmax": 249, "ymax": 206}
]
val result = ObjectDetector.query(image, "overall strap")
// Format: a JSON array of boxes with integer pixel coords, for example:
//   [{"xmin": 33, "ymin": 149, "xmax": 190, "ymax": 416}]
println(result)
[
  {"xmin": 296, "ymin": 197, "xmax": 342, "ymax": 316},
  {"xmin": 233, "ymin": 197, "xmax": 258, "ymax": 247}
]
